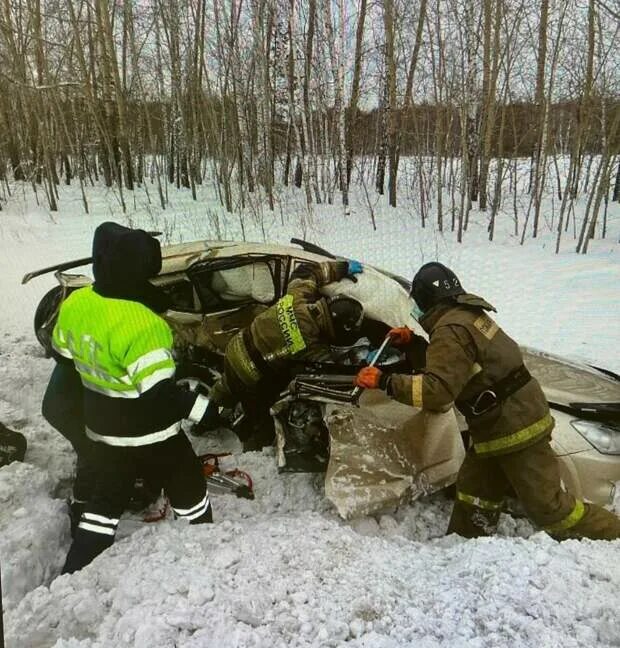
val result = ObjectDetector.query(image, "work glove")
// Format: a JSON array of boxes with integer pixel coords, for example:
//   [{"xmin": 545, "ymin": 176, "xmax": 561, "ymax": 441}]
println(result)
[
  {"xmin": 191, "ymin": 400, "xmax": 223, "ymax": 436},
  {"xmin": 354, "ymin": 366, "xmax": 388, "ymax": 390},
  {"xmin": 347, "ymin": 259, "xmax": 363, "ymax": 275},
  {"xmin": 388, "ymin": 326, "xmax": 414, "ymax": 347},
  {"xmin": 334, "ymin": 259, "xmax": 363, "ymax": 283}
]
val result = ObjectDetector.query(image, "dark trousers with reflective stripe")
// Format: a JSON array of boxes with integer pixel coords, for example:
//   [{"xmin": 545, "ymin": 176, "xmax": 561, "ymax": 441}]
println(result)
[
  {"xmin": 448, "ymin": 438, "xmax": 620, "ymax": 540},
  {"xmin": 42, "ymin": 363, "xmax": 98, "ymax": 502},
  {"xmin": 62, "ymin": 433, "xmax": 211, "ymax": 574}
]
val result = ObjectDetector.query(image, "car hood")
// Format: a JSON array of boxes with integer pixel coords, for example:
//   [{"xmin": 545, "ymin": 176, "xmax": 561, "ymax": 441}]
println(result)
[{"xmin": 522, "ymin": 347, "xmax": 620, "ymax": 407}]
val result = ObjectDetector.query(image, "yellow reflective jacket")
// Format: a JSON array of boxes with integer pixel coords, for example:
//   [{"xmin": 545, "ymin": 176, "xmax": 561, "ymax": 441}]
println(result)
[{"xmin": 52, "ymin": 286, "xmax": 206, "ymax": 446}]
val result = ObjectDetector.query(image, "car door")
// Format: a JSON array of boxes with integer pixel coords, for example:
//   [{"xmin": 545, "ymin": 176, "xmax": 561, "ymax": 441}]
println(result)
[{"xmin": 186, "ymin": 255, "xmax": 285, "ymax": 353}]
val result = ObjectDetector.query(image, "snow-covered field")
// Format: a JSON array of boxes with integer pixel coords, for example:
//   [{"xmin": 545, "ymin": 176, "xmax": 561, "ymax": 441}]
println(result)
[{"xmin": 0, "ymin": 178, "xmax": 619, "ymax": 647}]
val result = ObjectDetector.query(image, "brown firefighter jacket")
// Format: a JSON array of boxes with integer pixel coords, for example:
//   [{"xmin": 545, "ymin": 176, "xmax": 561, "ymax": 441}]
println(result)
[
  {"xmin": 211, "ymin": 261, "xmax": 349, "ymax": 404},
  {"xmin": 388, "ymin": 294, "xmax": 553, "ymax": 457}
]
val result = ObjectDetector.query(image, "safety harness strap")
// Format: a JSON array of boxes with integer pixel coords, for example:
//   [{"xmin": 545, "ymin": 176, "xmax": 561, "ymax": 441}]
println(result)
[
  {"xmin": 457, "ymin": 364, "xmax": 531, "ymax": 417},
  {"xmin": 242, "ymin": 328, "xmax": 272, "ymax": 379}
]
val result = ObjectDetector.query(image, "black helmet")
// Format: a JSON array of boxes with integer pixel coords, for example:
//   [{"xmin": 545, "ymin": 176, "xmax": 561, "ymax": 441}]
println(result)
[
  {"xmin": 327, "ymin": 295, "xmax": 364, "ymax": 344},
  {"xmin": 410, "ymin": 262, "xmax": 464, "ymax": 312}
]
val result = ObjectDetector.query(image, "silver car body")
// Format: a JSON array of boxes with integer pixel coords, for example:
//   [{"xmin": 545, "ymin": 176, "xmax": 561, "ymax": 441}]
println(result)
[{"xmin": 29, "ymin": 239, "xmax": 620, "ymax": 516}]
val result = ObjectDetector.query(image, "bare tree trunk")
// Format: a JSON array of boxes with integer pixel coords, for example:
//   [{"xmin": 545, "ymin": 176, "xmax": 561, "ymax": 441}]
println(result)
[
  {"xmin": 478, "ymin": 0, "xmax": 502, "ymax": 212},
  {"xmin": 321, "ymin": 0, "xmax": 348, "ymax": 208},
  {"xmin": 302, "ymin": 0, "xmax": 321, "ymax": 203},
  {"xmin": 557, "ymin": 0, "xmax": 595, "ymax": 252},
  {"xmin": 382, "ymin": 0, "xmax": 398, "ymax": 207},
  {"xmin": 525, "ymin": 0, "xmax": 567, "ymax": 244},
  {"xmin": 288, "ymin": 0, "xmax": 313, "ymax": 207},
  {"xmin": 252, "ymin": 0, "xmax": 275, "ymax": 209},
  {"xmin": 613, "ymin": 161, "xmax": 620, "ymax": 202},
  {"xmin": 97, "ymin": 0, "xmax": 133, "ymax": 193},
  {"xmin": 580, "ymin": 95, "xmax": 620, "ymax": 252},
  {"xmin": 529, "ymin": 0, "xmax": 549, "ymax": 238},
  {"xmin": 464, "ymin": 1, "xmax": 479, "ymax": 223},
  {"xmin": 346, "ymin": 0, "xmax": 367, "ymax": 188},
  {"xmin": 375, "ymin": 77, "xmax": 388, "ymax": 196},
  {"xmin": 394, "ymin": 0, "xmax": 427, "ymax": 205}
]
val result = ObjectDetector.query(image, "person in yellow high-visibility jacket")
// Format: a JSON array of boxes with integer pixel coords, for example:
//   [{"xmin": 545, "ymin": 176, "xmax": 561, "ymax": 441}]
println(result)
[{"xmin": 53, "ymin": 222, "xmax": 219, "ymax": 573}]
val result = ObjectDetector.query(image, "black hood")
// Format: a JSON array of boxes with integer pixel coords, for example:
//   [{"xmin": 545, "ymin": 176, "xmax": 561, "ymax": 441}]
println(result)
[{"xmin": 92, "ymin": 222, "xmax": 170, "ymax": 312}]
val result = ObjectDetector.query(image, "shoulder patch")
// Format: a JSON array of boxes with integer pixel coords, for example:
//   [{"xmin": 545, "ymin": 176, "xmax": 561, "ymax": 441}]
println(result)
[
  {"xmin": 473, "ymin": 314, "xmax": 499, "ymax": 340},
  {"xmin": 275, "ymin": 294, "xmax": 307, "ymax": 355}
]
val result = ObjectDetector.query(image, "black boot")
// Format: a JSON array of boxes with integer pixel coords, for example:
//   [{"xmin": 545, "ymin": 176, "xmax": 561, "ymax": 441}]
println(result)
[
  {"xmin": 68, "ymin": 499, "xmax": 85, "ymax": 539},
  {"xmin": 62, "ymin": 527, "xmax": 114, "ymax": 574}
]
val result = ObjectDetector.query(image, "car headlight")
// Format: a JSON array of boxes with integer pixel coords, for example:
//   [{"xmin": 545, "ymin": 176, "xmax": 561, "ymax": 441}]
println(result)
[{"xmin": 571, "ymin": 419, "xmax": 620, "ymax": 455}]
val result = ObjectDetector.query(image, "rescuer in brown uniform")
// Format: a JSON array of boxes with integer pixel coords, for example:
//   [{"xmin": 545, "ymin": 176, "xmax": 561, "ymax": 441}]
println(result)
[
  {"xmin": 209, "ymin": 259, "xmax": 364, "ymax": 448},
  {"xmin": 355, "ymin": 262, "xmax": 620, "ymax": 540}
]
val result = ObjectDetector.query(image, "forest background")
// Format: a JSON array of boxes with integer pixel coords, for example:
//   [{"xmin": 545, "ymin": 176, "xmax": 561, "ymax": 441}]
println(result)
[{"xmin": 0, "ymin": 0, "xmax": 618, "ymax": 254}]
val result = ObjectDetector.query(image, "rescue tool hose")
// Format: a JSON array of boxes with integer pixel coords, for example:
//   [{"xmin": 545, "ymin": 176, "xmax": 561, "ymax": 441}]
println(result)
[{"xmin": 351, "ymin": 334, "xmax": 392, "ymax": 404}]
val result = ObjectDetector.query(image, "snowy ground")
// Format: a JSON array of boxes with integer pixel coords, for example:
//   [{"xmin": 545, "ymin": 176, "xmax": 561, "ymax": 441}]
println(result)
[{"xmin": 0, "ymin": 177, "xmax": 619, "ymax": 647}]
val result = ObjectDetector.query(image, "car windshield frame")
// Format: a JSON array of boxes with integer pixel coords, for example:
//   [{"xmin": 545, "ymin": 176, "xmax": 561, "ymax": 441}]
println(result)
[{"xmin": 187, "ymin": 254, "xmax": 283, "ymax": 313}]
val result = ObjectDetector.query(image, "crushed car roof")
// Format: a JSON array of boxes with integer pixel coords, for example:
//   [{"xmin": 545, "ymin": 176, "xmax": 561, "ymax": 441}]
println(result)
[{"xmin": 22, "ymin": 239, "xmax": 330, "ymax": 283}]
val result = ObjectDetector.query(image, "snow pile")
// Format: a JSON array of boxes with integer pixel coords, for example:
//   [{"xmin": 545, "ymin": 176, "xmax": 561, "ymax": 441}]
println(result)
[
  {"xmin": 6, "ymin": 516, "xmax": 619, "ymax": 648},
  {"xmin": 0, "ymin": 180, "xmax": 618, "ymax": 647},
  {"xmin": 0, "ymin": 461, "xmax": 68, "ymax": 610},
  {"xmin": 0, "ymin": 335, "xmax": 77, "ymax": 488}
]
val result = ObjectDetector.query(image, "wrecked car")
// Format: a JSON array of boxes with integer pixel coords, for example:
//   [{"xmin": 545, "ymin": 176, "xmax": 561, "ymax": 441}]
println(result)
[{"xmin": 25, "ymin": 237, "xmax": 620, "ymax": 519}]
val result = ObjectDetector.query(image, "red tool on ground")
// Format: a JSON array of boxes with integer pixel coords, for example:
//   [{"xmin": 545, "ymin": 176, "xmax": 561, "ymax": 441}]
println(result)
[{"xmin": 200, "ymin": 453, "xmax": 255, "ymax": 500}]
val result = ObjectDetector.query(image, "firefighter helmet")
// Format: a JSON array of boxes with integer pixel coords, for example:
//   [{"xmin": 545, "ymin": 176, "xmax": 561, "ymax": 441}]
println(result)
[{"xmin": 410, "ymin": 262, "xmax": 465, "ymax": 312}]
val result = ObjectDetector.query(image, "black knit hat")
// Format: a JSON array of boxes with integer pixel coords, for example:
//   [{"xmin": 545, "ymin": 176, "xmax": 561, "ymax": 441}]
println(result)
[
  {"xmin": 93, "ymin": 222, "xmax": 162, "ymax": 291},
  {"xmin": 92, "ymin": 222, "xmax": 169, "ymax": 311}
]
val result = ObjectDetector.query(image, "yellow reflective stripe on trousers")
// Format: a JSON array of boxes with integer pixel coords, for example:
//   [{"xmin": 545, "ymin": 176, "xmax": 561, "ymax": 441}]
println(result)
[
  {"xmin": 457, "ymin": 491, "xmax": 503, "ymax": 511},
  {"xmin": 276, "ymin": 294, "xmax": 306, "ymax": 355},
  {"xmin": 411, "ymin": 375, "xmax": 424, "ymax": 408},
  {"xmin": 543, "ymin": 500, "xmax": 586, "ymax": 534},
  {"xmin": 474, "ymin": 413, "xmax": 553, "ymax": 455}
]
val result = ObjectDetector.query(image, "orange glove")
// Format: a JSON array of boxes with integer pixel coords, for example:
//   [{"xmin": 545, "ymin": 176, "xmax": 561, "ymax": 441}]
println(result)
[
  {"xmin": 354, "ymin": 366, "xmax": 385, "ymax": 390},
  {"xmin": 388, "ymin": 326, "xmax": 413, "ymax": 346}
]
